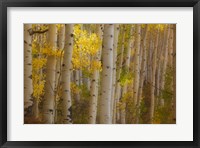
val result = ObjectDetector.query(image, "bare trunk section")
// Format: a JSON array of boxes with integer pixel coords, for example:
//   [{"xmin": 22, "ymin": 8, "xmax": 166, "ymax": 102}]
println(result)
[
  {"xmin": 160, "ymin": 25, "xmax": 171, "ymax": 106},
  {"xmin": 24, "ymin": 24, "xmax": 33, "ymax": 109},
  {"xmin": 111, "ymin": 24, "xmax": 120, "ymax": 124},
  {"xmin": 149, "ymin": 28, "xmax": 159, "ymax": 123},
  {"xmin": 55, "ymin": 24, "xmax": 65, "ymax": 123},
  {"xmin": 134, "ymin": 24, "xmax": 141, "ymax": 123},
  {"xmin": 61, "ymin": 24, "xmax": 74, "ymax": 124},
  {"xmin": 99, "ymin": 24, "xmax": 114, "ymax": 124},
  {"xmin": 42, "ymin": 24, "xmax": 57, "ymax": 124},
  {"xmin": 89, "ymin": 25, "xmax": 103, "ymax": 124}
]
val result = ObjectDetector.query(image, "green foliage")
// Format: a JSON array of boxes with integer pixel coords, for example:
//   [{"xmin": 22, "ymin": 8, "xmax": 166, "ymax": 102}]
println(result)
[{"xmin": 119, "ymin": 68, "xmax": 133, "ymax": 86}]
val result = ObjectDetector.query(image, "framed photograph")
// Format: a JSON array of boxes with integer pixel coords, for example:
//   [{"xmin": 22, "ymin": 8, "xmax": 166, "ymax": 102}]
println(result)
[{"xmin": 0, "ymin": 0, "xmax": 199, "ymax": 147}]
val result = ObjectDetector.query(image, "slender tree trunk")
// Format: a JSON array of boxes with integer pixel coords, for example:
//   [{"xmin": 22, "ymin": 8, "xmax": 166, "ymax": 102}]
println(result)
[
  {"xmin": 150, "ymin": 28, "xmax": 159, "ymax": 123},
  {"xmin": 160, "ymin": 25, "xmax": 171, "ymax": 106},
  {"xmin": 61, "ymin": 24, "xmax": 74, "ymax": 124},
  {"xmin": 74, "ymin": 70, "xmax": 80, "ymax": 102},
  {"xmin": 137, "ymin": 25, "xmax": 149, "ymax": 123},
  {"xmin": 89, "ymin": 24, "xmax": 103, "ymax": 124},
  {"xmin": 111, "ymin": 24, "xmax": 120, "ymax": 124},
  {"xmin": 42, "ymin": 24, "xmax": 57, "ymax": 124},
  {"xmin": 24, "ymin": 24, "xmax": 33, "ymax": 109},
  {"xmin": 115, "ymin": 26, "xmax": 125, "ymax": 123},
  {"xmin": 99, "ymin": 24, "xmax": 114, "ymax": 124},
  {"xmin": 120, "ymin": 26, "xmax": 133, "ymax": 124},
  {"xmin": 134, "ymin": 24, "xmax": 141, "ymax": 123},
  {"xmin": 55, "ymin": 24, "xmax": 65, "ymax": 123}
]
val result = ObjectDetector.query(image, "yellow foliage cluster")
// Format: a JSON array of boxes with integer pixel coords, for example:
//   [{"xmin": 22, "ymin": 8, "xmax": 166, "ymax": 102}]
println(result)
[
  {"xmin": 33, "ymin": 80, "xmax": 45, "ymax": 99},
  {"xmin": 32, "ymin": 57, "xmax": 46, "ymax": 99},
  {"xmin": 32, "ymin": 58, "xmax": 47, "ymax": 71},
  {"xmin": 41, "ymin": 47, "xmax": 63, "ymax": 57},
  {"xmin": 71, "ymin": 82, "xmax": 81, "ymax": 94},
  {"xmin": 72, "ymin": 25, "xmax": 102, "ymax": 71}
]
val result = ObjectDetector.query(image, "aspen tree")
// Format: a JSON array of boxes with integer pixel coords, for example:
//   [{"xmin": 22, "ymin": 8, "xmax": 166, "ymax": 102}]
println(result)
[
  {"xmin": 24, "ymin": 24, "xmax": 33, "ymax": 109},
  {"xmin": 114, "ymin": 25, "xmax": 125, "ymax": 123},
  {"xmin": 61, "ymin": 24, "xmax": 74, "ymax": 124},
  {"xmin": 121, "ymin": 26, "xmax": 133, "ymax": 124},
  {"xmin": 89, "ymin": 24, "xmax": 103, "ymax": 124},
  {"xmin": 42, "ymin": 24, "xmax": 57, "ymax": 124},
  {"xmin": 54, "ymin": 24, "xmax": 65, "ymax": 123},
  {"xmin": 160, "ymin": 25, "xmax": 171, "ymax": 106},
  {"xmin": 134, "ymin": 24, "xmax": 141, "ymax": 123},
  {"xmin": 137, "ymin": 25, "xmax": 148, "ymax": 112},
  {"xmin": 99, "ymin": 24, "xmax": 114, "ymax": 124},
  {"xmin": 150, "ymin": 28, "xmax": 159, "ymax": 123},
  {"xmin": 111, "ymin": 24, "xmax": 120, "ymax": 124}
]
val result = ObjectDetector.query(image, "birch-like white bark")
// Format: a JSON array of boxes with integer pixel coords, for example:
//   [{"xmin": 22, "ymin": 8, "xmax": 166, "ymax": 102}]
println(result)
[
  {"xmin": 24, "ymin": 24, "xmax": 33, "ymax": 109},
  {"xmin": 42, "ymin": 24, "xmax": 57, "ymax": 124},
  {"xmin": 61, "ymin": 24, "xmax": 74, "ymax": 124},
  {"xmin": 99, "ymin": 24, "xmax": 114, "ymax": 124}
]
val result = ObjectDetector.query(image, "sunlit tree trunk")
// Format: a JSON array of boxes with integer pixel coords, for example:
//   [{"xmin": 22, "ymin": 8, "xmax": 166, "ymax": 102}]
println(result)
[
  {"xmin": 89, "ymin": 24, "xmax": 103, "ymax": 124},
  {"xmin": 24, "ymin": 24, "xmax": 33, "ymax": 109},
  {"xmin": 99, "ymin": 24, "xmax": 114, "ymax": 124},
  {"xmin": 42, "ymin": 24, "xmax": 57, "ymax": 124},
  {"xmin": 61, "ymin": 24, "xmax": 74, "ymax": 124},
  {"xmin": 111, "ymin": 24, "xmax": 120, "ymax": 124}
]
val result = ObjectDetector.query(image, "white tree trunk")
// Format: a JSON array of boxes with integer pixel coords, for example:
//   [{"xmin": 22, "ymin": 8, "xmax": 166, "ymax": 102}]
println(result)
[
  {"xmin": 42, "ymin": 24, "xmax": 57, "ymax": 124},
  {"xmin": 89, "ymin": 25, "xmax": 103, "ymax": 124},
  {"xmin": 99, "ymin": 24, "xmax": 114, "ymax": 124},
  {"xmin": 61, "ymin": 24, "xmax": 74, "ymax": 124},
  {"xmin": 134, "ymin": 24, "xmax": 141, "ymax": 123},
  {"xmin": 160, "ymin": 25, "xmax": 171, "ymax": 106},
  {"xmin": 24, "ymin": 24, "xmax": 33, "ymax": 109},
  {"xmin": 111, "ymin": 24, "xmax": 120, "ymax": 124}
]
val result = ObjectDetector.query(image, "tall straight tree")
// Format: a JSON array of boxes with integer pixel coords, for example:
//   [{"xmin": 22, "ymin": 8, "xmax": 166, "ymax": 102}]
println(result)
[
  {"xmin": 114, "ymin": 25, "xmax": 125, "ymax": 123},
  {"xmin": 121, "ymin": 26, "xmax": 133, "ymax": 124},
  {"xmin": 89, "ymin": 24, "xmax": 103, "ymax": 124},
  {"xmin": 61, "ymin": 24, "xmax": 74, "ymax": 124},
  {"xmin": 99, "ymin": 24, "xmax": 114, "ymax": 124},
  {"xmin": 150, "ymin": 27, "xmax": 159, "ymax": 123},
  {"xmin": 134, "ymin": 24, "xmax": 141, "ymax": 123},
  {"xmin": 111, "ymin": 24, "xmax": 120, "ymax": 124},
  {"xmin": 54, "ymin": 24, "xmax": 65, "ymax": 123},
  {"xmin": 42, "ymin": 24, "xmax": 57, "ymax": 124},
  {"xmin": 24, "ymin": 24, "xmax": 33, "ymax": 109}
]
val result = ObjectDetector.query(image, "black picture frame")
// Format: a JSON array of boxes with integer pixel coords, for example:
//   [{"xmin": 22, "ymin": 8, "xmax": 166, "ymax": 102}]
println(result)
[{"xmin": 0, "ymin": 0, "xmax": 199, "ymax": 147}]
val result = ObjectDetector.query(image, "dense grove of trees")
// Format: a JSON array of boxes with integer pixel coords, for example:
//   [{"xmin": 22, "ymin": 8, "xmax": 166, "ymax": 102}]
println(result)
[{"xmin": 24, "ymin": 24, "xmax": 176, "ymax": 124}]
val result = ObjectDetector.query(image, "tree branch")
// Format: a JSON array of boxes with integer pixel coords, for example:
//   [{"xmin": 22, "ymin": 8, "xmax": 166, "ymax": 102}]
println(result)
[{"xmin": 28, "ymin": 28, "xmax": 49, "ymax": 36}]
